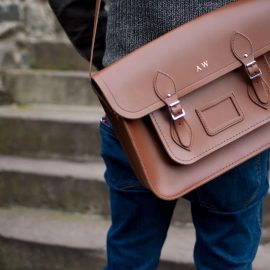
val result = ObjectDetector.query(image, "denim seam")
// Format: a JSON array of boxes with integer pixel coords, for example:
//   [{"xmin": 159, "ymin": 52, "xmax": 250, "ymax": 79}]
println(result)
[
  {"xmin": 256, "ymin": 202, "xmax": 263, "ymax": 232},
  {"xmin": 104, "ymin": 169, "xmax": 149, "ymax": 193}
]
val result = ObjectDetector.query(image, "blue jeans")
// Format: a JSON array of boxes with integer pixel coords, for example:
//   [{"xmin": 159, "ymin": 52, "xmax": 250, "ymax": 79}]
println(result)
[{"xmin": 99, "ymin": 117, "xmax": 270, "ymax": 270}]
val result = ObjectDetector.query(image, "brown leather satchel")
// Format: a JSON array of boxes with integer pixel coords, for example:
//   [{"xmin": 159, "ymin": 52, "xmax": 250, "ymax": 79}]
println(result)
[{"xmin": 90, "ymin": 0, "xmax": 270, "ymax": 200}]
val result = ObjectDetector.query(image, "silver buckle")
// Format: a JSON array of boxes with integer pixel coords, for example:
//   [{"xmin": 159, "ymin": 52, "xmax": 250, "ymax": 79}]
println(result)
[
  {"xmin": 245, "ymin": 60, "xmax": 262, "ymax": 80},
  {"xmin": 169, "ymin": 100, "xmax": 186, "ymax": 121}
]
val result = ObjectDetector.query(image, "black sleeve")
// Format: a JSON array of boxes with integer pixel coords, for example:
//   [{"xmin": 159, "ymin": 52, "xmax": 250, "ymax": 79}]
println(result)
[{"xmin": 48, "ymin": 0, "xmax": 107, "ymax": 69}]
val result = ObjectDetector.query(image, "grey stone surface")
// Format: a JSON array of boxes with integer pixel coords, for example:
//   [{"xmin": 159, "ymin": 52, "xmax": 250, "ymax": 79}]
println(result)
[
  {"xmin": 172, "ymin": 199, "xmax": 192, "ymax": 225},
  {"xmin": 0, "ymin": 155, "xmax": 269, "ymax": 228},
  {"xmin": 21, "ymin": 0, "xmax": 56, "ymax": 38},
  {"xmin": 0, "ymin": 207, "xmax": 109, "ymax": 250},
  {"xmin": 0, "ymin": 91, "xmax": 13, "ymax": 105},
  {"xmin": 0, "ymin": 156, "xmax": 109, "ymax": 215},
  {"xmin": 0, "ymin": 0, "xmax": 57, "ymax": 37},
  {"xmin": 3, "ymin": 69, "xmax": 99, "ymax": 105},
  {"xmin": 0, "ymin": 0, "xmax": 75, "ymax": 69},
  {"xmin": 0, "ymin": 104, "xmax": 103, "ymax": 122},
  {"xmin": 0, "ymin": 104, "xmax": 103, "ymax": 161},
  {"xmin": 263, "ymin": 194, "xmax": 270, "ymax": 228},
  {"xmin": 0, "ymin": 22, "xmax": 21, "ymax": 39},
  {"xmin": 0, "ymin": 207, "xmax": 195, "ymax": 270},
  {"xmin": 0, "ymin": 2, "xmax": 20, "ymax": 22},
  {"xmin": 0, "ymin": 236, "xmax": 107, "ymax": 270},
  {"xmin": 0, "ymin": 207, "xmax": 269, "ymax": 270},
  {"xmin": 23, "ymin": 40, "xmax": 89, "ymax": 70},
  {"xmin": 0, "ymin": 155, "xmax": 192, "ymax": 225},
  {"xmin": 0, "ymin": 0, "xmax": 92, "ymax": 80},
  {"xmin": 261, "ymin": 228, "xmax": 270, "ymax": 245},
  {"xmin": 0, "ymin": 43, "xmax": 18, "ymax": 70},
  {"xmin": 254, "ymin": 244, "xmax": 270, "ymax": 270}
]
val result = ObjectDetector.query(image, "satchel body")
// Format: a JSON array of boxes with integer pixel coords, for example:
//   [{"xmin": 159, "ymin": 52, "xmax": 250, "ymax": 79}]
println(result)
[{"xmin": 90, "ymin": 0, "xmax": 270, "ymax": 200}]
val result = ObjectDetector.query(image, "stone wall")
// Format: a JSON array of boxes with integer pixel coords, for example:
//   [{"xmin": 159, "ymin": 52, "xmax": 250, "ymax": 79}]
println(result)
[{"xmin": 0, "ymin": 0, "xmax": 65, "ymax": 70}]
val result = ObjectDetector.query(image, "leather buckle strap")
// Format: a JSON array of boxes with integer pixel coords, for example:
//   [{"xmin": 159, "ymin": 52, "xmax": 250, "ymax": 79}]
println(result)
[
  {"xmin": 153, "ymin": 71, "xmax": 192, "ymax": 150},
  {"xmin": 231, "ymin": 32, "xmax": 269, "ymax": 105},
  {"xmin": 245, "ymin": 60, "xmax": 262, "ymax": 80},
  {"xmin": 154, "ymin": 72, "xmax": 186, "ymax": 121},
  {"xmin": 231, "ymin": 32, "xmax": 263, "ymax": 80}
]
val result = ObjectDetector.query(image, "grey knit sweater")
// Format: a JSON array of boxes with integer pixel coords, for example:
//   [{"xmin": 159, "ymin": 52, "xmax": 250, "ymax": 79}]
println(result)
[
  {"xmin": 103, "ymin": 0, "xmax": 236, "ymax": 66},
  {"xmin": 49, "ymin": 0, "xmax": 236, "ymax": 68}
]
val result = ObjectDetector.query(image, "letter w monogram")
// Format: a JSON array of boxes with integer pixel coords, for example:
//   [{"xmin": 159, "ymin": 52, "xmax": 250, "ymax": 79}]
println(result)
[{"xmin": 196, "ymin": 60, "xmax": 209, "ymax": 72}]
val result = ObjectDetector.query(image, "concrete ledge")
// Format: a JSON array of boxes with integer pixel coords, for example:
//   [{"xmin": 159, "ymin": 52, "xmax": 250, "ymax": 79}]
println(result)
[
  {"xmin": 3, "ymin": 69, "xmax": 99, "ymax": 106},
  {"xmin": 0, "ymin": 207, "xmax": 194, "ymax": 270},
  {"xmin": 0, "ymin": 105, "xmax": 103, "ymax": 161},
  {"xmin": 22, "ymin": 40, "xmax": 89, "ymax": 71},
  {"xmin": 0, "ymin": 156, "xmax": 109, "ymax": 215},
  {"xmin": 0, "ymin": 154, "xmax": 269, "ymax": 227},
  {"xmin": 0, "ymin": 155, "xmax": 192, "ymax": 225},
  {"xmin": 0, "ymin": 207, "xmax": 269, "ymax": 270}
]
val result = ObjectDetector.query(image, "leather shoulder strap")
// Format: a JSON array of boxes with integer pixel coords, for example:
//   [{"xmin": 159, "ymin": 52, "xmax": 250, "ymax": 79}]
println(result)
[{"xmin": 89, "ymin": 0, "xmax": 101, "ymax": 80}]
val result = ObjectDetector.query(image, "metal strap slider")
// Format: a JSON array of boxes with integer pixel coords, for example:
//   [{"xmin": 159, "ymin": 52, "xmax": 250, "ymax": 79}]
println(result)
[
  {"xmin": 245, "ymin": 60, "xmax": 262, "ymax": 80},
  {"xmin": 169, "ymin": 100, "xmax": 186, "ymax": 121}
]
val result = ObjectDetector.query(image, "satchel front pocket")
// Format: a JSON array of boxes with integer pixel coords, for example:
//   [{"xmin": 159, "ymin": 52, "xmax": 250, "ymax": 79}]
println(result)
[{"xmin": 196, "ymin": 92, "xmax": 244, "ymax": 136}]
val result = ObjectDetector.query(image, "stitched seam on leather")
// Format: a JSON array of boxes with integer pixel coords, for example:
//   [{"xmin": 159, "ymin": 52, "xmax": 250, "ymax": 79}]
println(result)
[
  {"xmin": 196, "ymin": 93, "xmax": 245, "ymax": 136},
  {"xmin": 98, "ymin": 44, "xmax": 270, "ymax": 115},
  {"xmin": 171, "ymin": 119, "xmax": 193, "ymax": 149},
  {"xmin": 151, "ymin": 113, "xmax": 270, "ymax": 162},
  {"xmin": 153, "ymin": 142, "xmax": 270, "ymax": 200},
  {"xmin": 196, "ymin": 109, "xmax": 244, "ymax": 136}
]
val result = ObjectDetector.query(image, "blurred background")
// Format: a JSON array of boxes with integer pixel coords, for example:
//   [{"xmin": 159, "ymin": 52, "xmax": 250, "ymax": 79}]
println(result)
[{"xmin": 0, "ymin": 1, "xmax": 269, "ymax": 269}]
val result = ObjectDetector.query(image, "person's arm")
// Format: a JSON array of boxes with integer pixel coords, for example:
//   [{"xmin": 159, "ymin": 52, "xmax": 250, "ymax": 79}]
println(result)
[{"xmin": 48, "ymin": 0, "xmax": 107, "ymax": 69}]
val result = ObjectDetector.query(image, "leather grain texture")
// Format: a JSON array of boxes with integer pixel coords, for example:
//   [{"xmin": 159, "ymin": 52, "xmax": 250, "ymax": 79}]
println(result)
[{"xmin": 91, "ymin": 0, "xmax": 270, "ymax": 200}]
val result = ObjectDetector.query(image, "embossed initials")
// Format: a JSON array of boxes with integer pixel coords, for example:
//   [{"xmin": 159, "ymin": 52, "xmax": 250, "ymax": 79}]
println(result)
[{"xmin": 196, "ymin": 60, "xmax": 209, "ymax": 72}]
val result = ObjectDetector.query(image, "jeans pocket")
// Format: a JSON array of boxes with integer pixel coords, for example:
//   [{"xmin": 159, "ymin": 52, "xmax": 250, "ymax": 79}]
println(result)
[
  {"xmin": 194, "ymin": 150, "xmax": 270, "ymax": 212},
  {"xmin": 99, "ymin": 120, "xmax": 148, "ymax": 192}
]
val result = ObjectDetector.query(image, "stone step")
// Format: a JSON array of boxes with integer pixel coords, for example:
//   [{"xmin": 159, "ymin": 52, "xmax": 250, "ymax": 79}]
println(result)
[
  {"xmin": 0, "ymin": 104, "xmax": 103, "ymax": 161},
  {"xmin": 0, "ymin": 90, "xmax": 13, "ymax": 105},
  {"xmin": 0, "ymin": 22, "xmax": 20, "ymax": 40},
  {"xmin": 0, "ymin": 3, "xmax": 20, "ymax": 23},
  {"xmin": 0, "ymin": 155, "xmax": 269, "ymax": 228},
  {"xmin": 3, "ymin": 69, "xmax": 99, "ymax": 106},
  {"xmin": 0, "ymin": 207, "xmax": 269, "ymax": 270},
  {"xmin": 0, "ymin": 155, "xmax": 192, "ymax": 226},
  {"xmin": 20, "ymin": 40, "xmax": 89, "ymax": 71},
  {"xmin": 0, "ymin": 156, "xmax": 109, "ymax": 216}
]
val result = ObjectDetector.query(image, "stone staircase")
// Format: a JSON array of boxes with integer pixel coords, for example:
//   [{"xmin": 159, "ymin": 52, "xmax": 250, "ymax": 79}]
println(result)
[{"xmin": 0, "ymin": 40, "xmax": 269, "ymax": 270}]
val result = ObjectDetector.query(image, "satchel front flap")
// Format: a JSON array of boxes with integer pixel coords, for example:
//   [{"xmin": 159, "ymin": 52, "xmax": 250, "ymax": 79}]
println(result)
[
  {"xmin": 149, "ymin": 56, "xmax": 270, "ymax": 165},
  {"xmin": 92, "ymin": 0, "xmax": 270, "ymax": 119}
]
